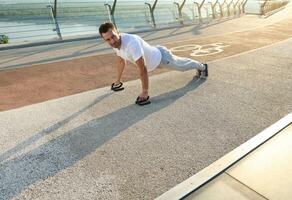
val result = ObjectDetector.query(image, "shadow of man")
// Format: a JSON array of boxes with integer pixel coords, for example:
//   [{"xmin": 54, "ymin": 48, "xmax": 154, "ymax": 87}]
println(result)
[{"xmin": 0, "ymin": 76, "xmax": 205, "ymax": 199}]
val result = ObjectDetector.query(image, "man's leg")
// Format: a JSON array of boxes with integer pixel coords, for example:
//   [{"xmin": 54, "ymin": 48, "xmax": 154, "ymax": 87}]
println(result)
[{"xmin": 157, "ymin": 45, "xmax": 206, "ymax": 71}]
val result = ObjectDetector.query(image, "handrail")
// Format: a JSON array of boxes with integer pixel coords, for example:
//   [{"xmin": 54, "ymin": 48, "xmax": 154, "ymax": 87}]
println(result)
[
  {"xmin": 174, "ymin": 0, "xmax": 187, "ymax": 24},
  {"xmin": 47, "ymin": 0, "xmax": 62, "ymax": 40},
  {"xmin": 0, "ymin": 0, "xmax": 245, "ymax": 43},
  {"xmin": 260, "ymin": 0, "xmax": 288, "ymax": 15},
  {"xmin": 145, "ymin": 0, "xmax": 158, "ymax": 28},
  {"xmin": 240, "ymin": 0, "xmax": 248, "ymax": 13},
  {"xmin": 194, "ymin": 0, "xmax": 206, "ymax": 22},
  {"xmin": 208, "ymin": 0, "xmax": 220, "ymax": 19},
  {"xmin": 227, "ymin": 0, "xmax": 236, "ymax": 16},
  {"xmin": 193, "ymin": 2, "xmax": 201, "ymax": 22},
  {"xmin": 219, "ymin": 0, "xmax": 229, "ymax": 17},
  {"xmin": 104, "ymin": 0, "xmax": 117, "ymax": 27},
  {"xmin": 234, "ymin": 0, "xmax": 241, "ymax": 14},
  {"xmin": 53, "ymin": 0, "xmax": 57, "ymax": 18},
  {"xmin": 261, "ymin": 0, "xmax": 269, "ymax": 14}
]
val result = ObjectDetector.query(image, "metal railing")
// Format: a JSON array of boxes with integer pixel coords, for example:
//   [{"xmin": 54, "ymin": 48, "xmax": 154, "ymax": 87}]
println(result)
[
  {"xmin": 261, "ymin": 0, "xmax": 289, "ymax": 15},
  {"xmin": 47, "ymin": 3, "xmax": 62, "ymax": 40},
  {"xmin": 0, "ymin": 0, "xmax": 246, "ymax": 44},
  {"xmin": 145, "ymin": 0, "xmax": 158, "ymax": 27}
]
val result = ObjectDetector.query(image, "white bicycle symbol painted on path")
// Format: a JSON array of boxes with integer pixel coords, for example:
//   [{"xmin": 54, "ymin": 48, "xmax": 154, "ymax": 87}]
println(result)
[{"xmin": 170, "ymin": 43, "xmax": 230, "ymax": 57}]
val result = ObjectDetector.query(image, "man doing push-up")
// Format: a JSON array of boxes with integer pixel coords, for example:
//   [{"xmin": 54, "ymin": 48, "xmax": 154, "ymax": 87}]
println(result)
[{"xmin": 99, "ymin": 22, "xmax": 208, "ymax": 106}]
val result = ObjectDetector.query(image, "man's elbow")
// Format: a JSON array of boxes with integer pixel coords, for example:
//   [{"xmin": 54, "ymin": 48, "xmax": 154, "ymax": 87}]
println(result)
[{"xmin": 139, "ymin": 65, "xmax": 148, "ymax": 75}]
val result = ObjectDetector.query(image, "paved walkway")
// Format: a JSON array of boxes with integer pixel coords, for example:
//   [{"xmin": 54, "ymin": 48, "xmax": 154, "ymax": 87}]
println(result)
[
  {"xmin": 0, "ymin": 3, "xmax": 292, "ymax": 200},
  {"xmin": 1, "ymin": 7, "xmax": 292, "ymax": 111},
  {"xmin": 157, "ymin": 114, "xmax": 292, "ymax": 200}
]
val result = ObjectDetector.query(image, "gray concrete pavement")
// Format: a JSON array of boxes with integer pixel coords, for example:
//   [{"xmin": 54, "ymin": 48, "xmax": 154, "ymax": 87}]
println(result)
[
  {"xmin": 0, "ymin": 35, "xmax": 291, "ymax": 199},
  {"xmin": 158, "ymin": 114, "xmax": 292, "ymax": 200}
]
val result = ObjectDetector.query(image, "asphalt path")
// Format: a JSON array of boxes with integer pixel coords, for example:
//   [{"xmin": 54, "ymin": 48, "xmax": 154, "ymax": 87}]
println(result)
[
  {"xmin": 0, "ymin": 36, "xmax": 291, "ymax": 199},
  {"xmin": 0, "ymin": 4, "xmax": 292, "ymax": 199}
]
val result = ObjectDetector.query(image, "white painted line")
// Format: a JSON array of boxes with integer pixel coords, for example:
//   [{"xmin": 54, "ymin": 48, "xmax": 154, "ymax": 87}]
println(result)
[{"xmin": 156, "ymin": 113, "xmax": 292, "ymax": 200}]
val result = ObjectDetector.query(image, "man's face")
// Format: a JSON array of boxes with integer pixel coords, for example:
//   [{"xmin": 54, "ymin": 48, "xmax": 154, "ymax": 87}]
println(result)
[{"xmin": 102, "ymin": 29, "xmax": 121, "ymax": 49}]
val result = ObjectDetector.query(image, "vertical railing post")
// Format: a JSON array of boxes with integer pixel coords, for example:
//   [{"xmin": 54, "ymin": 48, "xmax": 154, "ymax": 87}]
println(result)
[
  {"xmin": 227, "ymin": 0, "xmax": 235, "ymax": 16},
  {"xmin": 234, "ymin": 0, "xmax": 241, "ymax": 14},
  {"xmin": 194, "ymin": 0, "xmax": 206, "ymax": 23},
  {"xmin": 219, "ymin": 0, "xmax": 228, "ymax": 17},
  {"xmin": 47, "ymin": 0, "xmax": 62, "ymax": 40},
  {"xmin": 174, "ymin": 0, "xmax": 187, "ymax": 24},
  {"xmin": 105, "ymin": 0, "xmax": 117, "ymax": 27},
  {"xmin": 261, "ymin": 0, "xmax": 269, "ymax": 15},
  {"xmin": 241, "ymin": 0, "xmax": 248, "ymax": 13},
  {"xmin": 233, "ymin": 0, "xmax": 237, "ymax": 15},
  {"xmin": 218, "ymin": 2, "xmax": 223, "ymax": 17},
  {"xmin": 208, "ymin": 2, "xmax": 214, "ymax": 18},
  {"xmin": 53, "ymin": 0, "xmax": 57, "ymax": 18},
  {"xmin": 194, "ymin": 2, "xmax": 201, "ymax": 22},
  {"xmin": 209, "ymin": 0, "xmax": 219, "ymax": 19},
  {"xmin": 145, "ymin": 0, "xmax": 158, "ymax": 28}
]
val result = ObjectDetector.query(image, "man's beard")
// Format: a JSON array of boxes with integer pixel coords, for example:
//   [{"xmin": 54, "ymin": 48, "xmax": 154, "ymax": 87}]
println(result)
[{"xmin": 112, "ymin": 41, "xmax": 120, "ymax": 48}]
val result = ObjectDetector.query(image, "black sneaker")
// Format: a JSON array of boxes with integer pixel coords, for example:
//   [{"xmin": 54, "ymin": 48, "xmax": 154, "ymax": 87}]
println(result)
[{"xmin": 198, "ymin": 63, "xmax": 208, "ymax": 77}]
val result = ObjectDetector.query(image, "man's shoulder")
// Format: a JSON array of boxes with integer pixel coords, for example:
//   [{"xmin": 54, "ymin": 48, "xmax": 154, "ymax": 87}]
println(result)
[
  {"xmin": 122, "ymin": 33, "xmax": 139, "ymax": 42},
  {"xmin": 121, "ymin": 32, "xmax": 137, "ymax": 37},
  {"xmin": 122, "ymin": 33, "xmax": 140, "ymax": 47}
]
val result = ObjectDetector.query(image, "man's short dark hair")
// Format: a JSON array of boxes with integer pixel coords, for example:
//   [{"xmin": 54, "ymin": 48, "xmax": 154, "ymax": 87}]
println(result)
[{"xmin": 99, "ymin": 22, "xmax": 116, "ymax": 37}]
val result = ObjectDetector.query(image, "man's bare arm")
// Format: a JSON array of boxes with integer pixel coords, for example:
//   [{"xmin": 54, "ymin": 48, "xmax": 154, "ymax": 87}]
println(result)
[
  {"xmin": 135, "ymin": 56, "xmax": 149, "ymax": 99},
  {"xmin": 115, "ymin": 56, "xmax": 126, "ymax": 84}
]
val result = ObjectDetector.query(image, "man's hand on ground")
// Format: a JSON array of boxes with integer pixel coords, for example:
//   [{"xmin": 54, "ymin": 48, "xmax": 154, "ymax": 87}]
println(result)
[
  {"xmin": 111, "ymin": 82, "xmax": 124, "ymax": 91},
  {"xmin": 138, "ymin": 91, "xmax": 149, "ymax": 101},
  {"xmin": 136, "ymin": 92, "xmax": 151, "ymax": 106}
]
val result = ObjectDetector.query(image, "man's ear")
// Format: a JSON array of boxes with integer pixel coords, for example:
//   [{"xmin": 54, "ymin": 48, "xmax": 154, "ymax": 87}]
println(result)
[{"xmin": 113, "ymin": 28, "xmax": 119, "ymax": 35}]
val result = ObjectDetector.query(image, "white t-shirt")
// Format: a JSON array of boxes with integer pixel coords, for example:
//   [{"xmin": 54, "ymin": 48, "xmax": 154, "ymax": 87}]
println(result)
[{"xmin": 113, "ymin": 33, "xmax": 162, "ymax": 72}]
